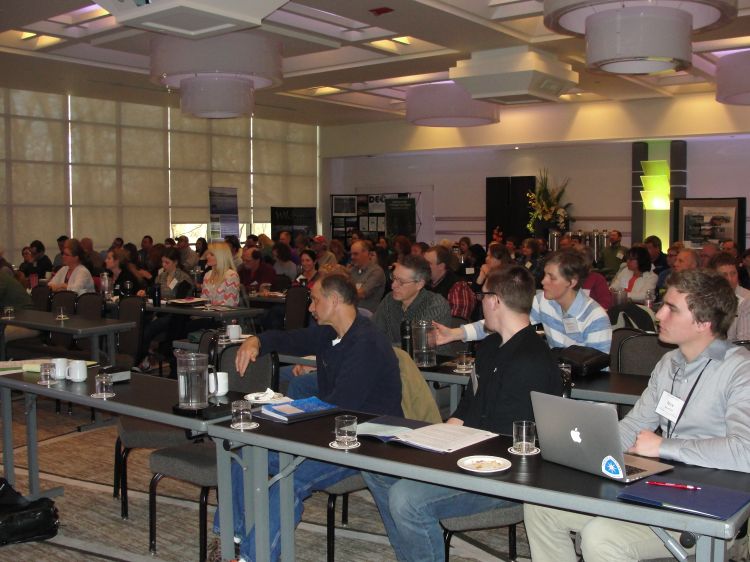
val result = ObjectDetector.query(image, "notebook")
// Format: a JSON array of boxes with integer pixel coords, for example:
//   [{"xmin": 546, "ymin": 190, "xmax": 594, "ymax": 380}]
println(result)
[{"xmin": 531, "ymin": 392, "xmax": 673, "ymax": 482}]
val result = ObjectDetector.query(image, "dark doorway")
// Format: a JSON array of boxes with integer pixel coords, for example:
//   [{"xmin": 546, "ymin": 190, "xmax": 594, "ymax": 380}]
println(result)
[{"xmin": 486, "ymin": 176, "xmax": 536, "ymax": 246}]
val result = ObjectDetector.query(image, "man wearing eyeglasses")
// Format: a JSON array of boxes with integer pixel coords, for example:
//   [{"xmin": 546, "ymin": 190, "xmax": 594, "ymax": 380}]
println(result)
[
  {"xmin": 372, "ymin": 254, "xmax": 451, "ymax": 345},
  {"xmin": 363, "ymin": 265, "xmax": 562, "ymax": 562}
]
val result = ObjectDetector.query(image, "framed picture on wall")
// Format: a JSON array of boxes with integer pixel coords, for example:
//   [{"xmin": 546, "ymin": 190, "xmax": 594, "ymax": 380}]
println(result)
[
  {"xmin": 673, "ymin": 197, "xmax": 746, "ymax": 249},
  {"xmin": 332, "ymin": 195, "xmax": 357, "ymax": 216}
]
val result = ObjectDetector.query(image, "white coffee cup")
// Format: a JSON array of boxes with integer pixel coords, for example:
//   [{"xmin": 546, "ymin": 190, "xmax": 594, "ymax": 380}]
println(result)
[
  {"xmin": 51, "ymin": 358, "xmax": 68, "ymax": 380},
  {"xmin": 226, "ymin": 324, "xmax": 242, "ymax": 340},
  {"xmin": 209, "ymin": 371, "xmax": 229, "ymax": 396},
  {"xmin": 67, "ymin": 360, "xmax": 88, "ymax": 382}
]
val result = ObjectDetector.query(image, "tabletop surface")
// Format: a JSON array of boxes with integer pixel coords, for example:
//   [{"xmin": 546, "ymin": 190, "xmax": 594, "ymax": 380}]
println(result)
[
  {"xmin": 0, "ymin": 309, "xmax": 135, "ymax": 335},
  {"xmin": 209, "ymin": 411, "xmax": 750, "ymax": 539}
]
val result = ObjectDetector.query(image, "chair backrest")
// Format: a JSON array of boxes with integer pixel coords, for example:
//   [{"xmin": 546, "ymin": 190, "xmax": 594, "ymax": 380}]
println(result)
[
  {"xmin": 609, "ymin": 327, "xmax": 644, "ymax": 370},
  {"xmin": 617, "ymin": 333, "xmax": 675, "ymax": 376},
  {"xmin": 608, "ymin": 303, "xmax": 656, "ymax": 332},
  {"xmin": 219, "ymin": 344, "xmax": 279, "ymax": 394},
  {"xmin": 284, "ymin": 286, "xmax": 309, "ymax": 331},
  {"xmin": 76, "ymin": 292, "xmax": 104, "ymax": 320},
  {"xmin": 30, "ymin": 284, "xmax": 51, "ymax": 311},
  {"xmin": 49, "ymin": 290, "xmax": 77, "ymax": 347},
  {"xmin": 197, "ymin": 330, "xmax": 219, "ymax": 369},
  {"xmin": 116, "ymin": 296, "xmax": 146, "ymax": 366},
  {"xmin": 271, "ymin": 274, "xmax": 292, "ymax": 292},
  {"xmin": 392, "ymin": 346, "xmax": 442, "ymax": 423}
]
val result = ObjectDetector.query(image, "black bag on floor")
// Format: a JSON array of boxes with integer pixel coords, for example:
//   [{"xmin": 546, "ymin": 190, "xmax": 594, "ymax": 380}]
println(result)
[{"xmin": 0, "ymin": 479, "xmax": 59, "ymax": 546}]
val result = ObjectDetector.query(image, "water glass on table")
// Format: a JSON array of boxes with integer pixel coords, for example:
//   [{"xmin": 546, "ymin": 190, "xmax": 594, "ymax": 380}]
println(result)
[
  {"xmin": 231, "ymin": 399, "xmax": 257, "ymax": 430},
  {"xmin": 334, "ymin": 415, "xmax": 359, "ymax": 449},
  {"xmin": 2, "ymin": 306, "xmax": 14, "ymax": 320},
  {"xmin": 455, "ymin": 351, "xmax": 474, "ymax": 373},
  {"xmin": 512, "ymin": 420, "xmax": 537, "ymax": 455},
  {"xmin": 38, "ymin": 362, "xmax": 56, "ymax": 386},
  {"xmin": 93, "ymin": 372, "xmax": 115, "ymax": 399}
]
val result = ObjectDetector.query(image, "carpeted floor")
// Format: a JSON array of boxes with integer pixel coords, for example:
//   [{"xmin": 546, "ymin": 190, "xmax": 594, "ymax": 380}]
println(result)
[{"xmin": 0, "ymin": 396, "xmax": 531, "ymax": 561}]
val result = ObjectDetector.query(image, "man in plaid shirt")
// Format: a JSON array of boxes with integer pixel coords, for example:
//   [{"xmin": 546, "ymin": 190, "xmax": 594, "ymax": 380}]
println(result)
[{"xmin": 424, "ymin": 245, "xmax": 476, "ymax": 320}]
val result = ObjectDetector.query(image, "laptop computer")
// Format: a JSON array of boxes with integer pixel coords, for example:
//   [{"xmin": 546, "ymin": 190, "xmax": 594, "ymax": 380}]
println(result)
[{"xmin": 531, "ymin": 392, "xmax": 673, "ymax": 483}]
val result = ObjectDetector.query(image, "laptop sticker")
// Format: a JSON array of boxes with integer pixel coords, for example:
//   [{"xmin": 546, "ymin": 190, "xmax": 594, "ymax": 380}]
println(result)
[{"xmin": 602, "ymin": 456, "xmax": 624, "ymax": 479}]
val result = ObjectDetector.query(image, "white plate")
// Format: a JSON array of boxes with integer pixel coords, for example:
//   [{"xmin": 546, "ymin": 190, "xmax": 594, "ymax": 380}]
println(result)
[
  {"xmin": 244, "ymin": 391, "xmax": 288, "ymax": 404},
  {"xmin": 457, "ymin": 455, "xmax": 511, "ymax": 473}
]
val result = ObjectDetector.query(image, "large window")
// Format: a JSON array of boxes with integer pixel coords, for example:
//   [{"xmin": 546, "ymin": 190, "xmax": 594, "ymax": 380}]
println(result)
[{"xmin": 0, "ymin": 88, "xmax": 318, "ymax": 262}]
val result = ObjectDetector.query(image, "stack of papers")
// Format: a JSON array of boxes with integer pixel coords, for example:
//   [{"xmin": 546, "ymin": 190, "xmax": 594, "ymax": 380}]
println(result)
[{"xmin": 358, "ymin": 416, "xmax": 497, "ymax": 453}]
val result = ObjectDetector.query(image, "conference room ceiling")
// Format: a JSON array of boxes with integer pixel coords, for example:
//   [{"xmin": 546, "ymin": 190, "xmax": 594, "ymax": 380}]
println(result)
[{"xmin": 2, "ymin": 0, "xmax": 750, "ymax": 126}]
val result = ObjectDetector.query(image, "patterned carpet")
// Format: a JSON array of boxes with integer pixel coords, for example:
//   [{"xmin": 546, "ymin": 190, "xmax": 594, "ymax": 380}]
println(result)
[{"xmin": 0, "ymin": 396, "xmax": 530, "ymax": 561}]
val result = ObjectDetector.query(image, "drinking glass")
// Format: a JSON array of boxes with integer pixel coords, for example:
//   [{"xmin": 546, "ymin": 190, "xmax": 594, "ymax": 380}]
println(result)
[
  {"xmin": 455, "ymin": 351, "xmax": 474, "ymax": 372},
  {"xmin": 56, "ymin": 306, "xmax": 68, "ymax": 320},
  {"xmin": 335, "ymin": 415, "xmax": 358, "ymax": 449},
  {"xmin": 123, "ymin": 280, "xmax": 134, "ymax": 296},
  {"xmin": 2, "ymin": 306, "xmax": 14, "ymax": 319},
  {"xmin": 38, "ymin": 363, "xmax": 55, "ymax": 386},
  {"xmin": 92, "ymin": 372, "xmax": 115, "ymax": 399},
  {"xmin": 231, "ymin": 400, "xmax": 257, "ymax": 430},
  {"xmin": 512, "ymin": 420, "xmax": 536, "ymax": 454},
  {"xmin": 559, "ymin": 361, "xmax": 573, "ymax": 398}
]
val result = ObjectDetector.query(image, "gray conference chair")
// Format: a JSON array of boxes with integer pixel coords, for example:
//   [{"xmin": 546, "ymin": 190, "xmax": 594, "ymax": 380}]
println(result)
[
  {"xmin": 617, "ymin": 332, "xmax": 676, "ymax": 377},
  {"xmin": 147, "ymin": 348, "xmax": 279, "ymax": 560},
  {"xmin": 442, "ymin": 504, "xmax": 525, "ymax": 561},
  {"xmin": 609, "ymin": 327, "xmax": 643, "ymax": 371}
]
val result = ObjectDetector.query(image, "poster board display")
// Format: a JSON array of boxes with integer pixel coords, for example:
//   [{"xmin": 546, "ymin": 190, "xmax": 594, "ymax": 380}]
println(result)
[
  {"xmin": 672, "ymin": 198, "xmax": 746, "ymax": 249},
  {"xmin": 330, "ymin": 193, "xmax": 417, "ymax": 246},
  {"xmin": 271, "ymin": 207, "xmax": 317, "ymax": 241}
]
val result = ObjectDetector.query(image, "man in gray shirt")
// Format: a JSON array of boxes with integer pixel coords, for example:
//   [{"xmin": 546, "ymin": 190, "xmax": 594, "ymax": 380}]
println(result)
[
  {"xmin": 349, "ymin": 240, "xmax": 385, "ymax": 313},
  {"xmin": 177, "ymin": 235, "xmax": 199, "ymax": 270},
  {"xmin": 373, "ymin": 254, "xmax": 451, "ymax": 345},
  {"xmin": 525, "ymin": 269, "xmax": 750, "ymax": 562}
]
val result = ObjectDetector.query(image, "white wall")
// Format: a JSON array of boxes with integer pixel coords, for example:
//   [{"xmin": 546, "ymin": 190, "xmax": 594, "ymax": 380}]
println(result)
[{"xmin": 322, "ymin": 138, "xmax": 750, "ymax": 248}]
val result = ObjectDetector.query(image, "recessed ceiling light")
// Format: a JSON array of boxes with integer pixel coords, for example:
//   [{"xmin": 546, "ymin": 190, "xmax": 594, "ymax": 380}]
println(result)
[
  {"xmin": 21, "ymin": 32, "xmax": 37, "ymax": 40},
  {"xmin": 514, "ymin": 146, "xmax": 520, "ymax": 150},
  {"xmin": 392, "ymin": 36, "xmax": 411, "ymax": 45}
]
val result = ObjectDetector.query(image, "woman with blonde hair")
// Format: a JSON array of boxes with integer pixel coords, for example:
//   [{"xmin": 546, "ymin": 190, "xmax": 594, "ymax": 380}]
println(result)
[{"xmin": 201, "ymin": 242, "xmax": 240, "ymax": 306}]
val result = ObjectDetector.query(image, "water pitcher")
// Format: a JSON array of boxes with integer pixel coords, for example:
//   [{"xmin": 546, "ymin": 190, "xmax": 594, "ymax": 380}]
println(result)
[
  {"xmin": 412, "ymin": 320, "xmax": 437, "ymax": 367},
  {"xmin": 175, "ymin": 350, "xmax": 217, "ymax": 410}
]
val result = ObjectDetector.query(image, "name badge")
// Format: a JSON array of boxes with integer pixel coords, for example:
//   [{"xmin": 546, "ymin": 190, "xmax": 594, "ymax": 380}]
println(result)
[
  {"xmin": 616, "ymin": 251, "xmax": 624, "ymax": 260},
  {"xmin": 465, "ymin": 267, "xmax": 475, "ymax": 275},
  {"xmin": 562, "ymin": 317, "xmax": 580, "ymax": 334},
  {"xmin": 525, "ymin": 261, "xmax": 533, "ymax": 269},
  {"xmin": 655, "ymin": 390, "xmax": 685, "ymax": 424},
  {"xmin": 470, "ymin": 367, "xmax": 478, "ymax": 394},
  {"xmin": 168, "ymin": 278, "xmax": 178, "ymax": 290}
]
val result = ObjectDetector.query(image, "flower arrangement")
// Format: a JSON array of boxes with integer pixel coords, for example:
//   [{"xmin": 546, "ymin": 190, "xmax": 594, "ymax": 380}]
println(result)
[{"xmin": 527, "ymin": 168, "xmax": 572, "ymax": 234}]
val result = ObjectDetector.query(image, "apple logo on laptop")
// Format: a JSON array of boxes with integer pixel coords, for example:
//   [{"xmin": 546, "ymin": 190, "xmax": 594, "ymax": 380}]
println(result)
[{"xmin": 570, "ymin": 427, "xmax": 582, "ymax": 443}]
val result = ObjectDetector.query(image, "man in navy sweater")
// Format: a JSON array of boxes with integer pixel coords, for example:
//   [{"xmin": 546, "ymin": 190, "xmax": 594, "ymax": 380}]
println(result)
[{"xmin": 229, "ymin": 273, "xmax": 402, "ymax": 561}]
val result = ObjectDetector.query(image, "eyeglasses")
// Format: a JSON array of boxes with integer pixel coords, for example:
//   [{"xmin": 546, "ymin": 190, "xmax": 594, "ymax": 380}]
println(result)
[
  {"xmin": 475, "ymin": 291, "xmax": 498, "ymax": 301},
  {"xmin": 391, "ymin": 277, "xmax": 419, "ymax": 287}
]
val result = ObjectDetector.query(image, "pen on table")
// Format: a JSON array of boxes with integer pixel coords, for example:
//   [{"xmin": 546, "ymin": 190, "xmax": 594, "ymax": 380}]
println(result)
[{"xmin": 646, "ymin": 481, "xmax": 701, "ymax": 491}]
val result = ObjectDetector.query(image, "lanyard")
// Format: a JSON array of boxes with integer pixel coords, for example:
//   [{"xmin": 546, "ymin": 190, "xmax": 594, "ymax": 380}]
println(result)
[{"xmin": 666, "ymin": 358, "xmax": 711, "ymax": 439}]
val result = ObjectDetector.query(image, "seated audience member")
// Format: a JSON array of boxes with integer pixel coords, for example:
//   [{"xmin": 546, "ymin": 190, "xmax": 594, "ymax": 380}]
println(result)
[
  {"xmin": 517, "ymin": 237, "xmax": 544, "ymax": 285},
  {"xmin": 18, "ymin": 247, "xmax": 36, "ymax": 281},
  {"xmin": 104, "ymin": 248, "xmax": 141, "ymax": 296},
  {"xmin": 52, "ymin": 235, "xmax": 69, "ymax": 270},
  {"xmin": 195, "ymin": 237, "xmax": 209, "ymax": 273},
  {"xmin": 392, "ymin": 235, "xmax": 413, "ymax": 266},
  {"xmin": 0, "ymin": 272, "xmax": 37, "ymax": 341},
  {"xmin": 328, "ymin": 238, "xmax": 348, "ymax": 265},
  {"xmin": 373, "ymin": 254, "xmax": 451, "ymax": 345},
  {"xmin": 349, "ymin": 240, "xmax": 386, "ymax": 313},
  {"xmin": 410, "ymin": 241, "xmax": 429, "ymax": 256},
  {"xmin": 699, "ymin": 241, "xmax": 720, "ymax": 268},
  {"xmin": 176, "ymin": 235, "xmax": 199, "ymax": 270},
  {"xmin": 277, "ymin": 230, "xmax": 299, "ymax": 265},
  {"xmin": 137, "ymin": 235, "xmax": 153, "ymax": 268},
  {"xmin": 144, "ymin": 243, "xmax": 166, "ymax": 280},
  {"xmin": 244, "ymin": 234, "xmax": 258, "ymax": 249},
  {"xmin": 596, "ymin": 229, "xmax": 628, "ymax": 280},
  {"xmin": 491, "ymin": 225, "xmax": 504, "ymax": 245},
  {"xmin": 311, "ymin": 235, "xmax": 337, "ymax": 268},
  {"xmin": 363, "ymin": 266, "xmax": 563, "ymax": 562},
  {"xmin": 505, "ymin": 236, "xmax": 520, "ymax": 260},
  {"xmin": 48, "ymin": 238, "xmax": 95, "ymax": 295},
  {"xmin": 226, "ymin": 274, "xmax": 402, "ymax": 561},
  {"xmin": 712, "ymin": 252, "xmax": 750, "ymax": 342},
  {"xmin": 524, "ymin": 269, "xmax": 750, "ymax": 562},
  {"xmin": 238, "ymin": 248, "xmax": 276, "ymax": 291},
  {"xmin": 474, "ymin": 242, "xmax": 513, "ymax": 288},
  {"xmin": 201, "ymin": 242, "xmax": 240, "ymax": 307},
  {"xmin": 271, "ymin": 241, "xmax": 297, "ymax": 282},
  {"xmin": 578, "ymin": 246, "xmax": 613, "ymax": 310},
  {"xmin": 295, "ymin": 249, "xmax": 320, "ymax": 288},
  {"xmin": 224, "ymin": 235, "xmax": 243, "ymax": 268},
  {"xmin": 424, "ymin": 245, "xmax": 475, "ymax": 320},
  {"xmin": 79, "ymin": 237, "xmax": 104, "ymax": 273},
  {"xmin": 655, "ymin": 242, "xmax": 684, "ymax": 293},
  {"xmin": 135, "ymin": 247, "xmax": 194, "ymax": 370},
  {"xmin": 439, "ymin": 250, "xmax": 612, "ymax": 354},
  {"xmin": 644, "ymin": 235, "xmax": 668, "ymax": 275},
  {"xmin": 721, "ymin": 239, "xmax": 739, "ymax": 259},
  {"xmin": 610, "ymin": 246, "xmax": 658, "ymax": 303},
  {"xmin": 29, "ymin": 240, "xmax": 53, "ymax": 278},
  {"xmin": 123, "ymin": 242, "xmax": 152, "ymax": 284}
]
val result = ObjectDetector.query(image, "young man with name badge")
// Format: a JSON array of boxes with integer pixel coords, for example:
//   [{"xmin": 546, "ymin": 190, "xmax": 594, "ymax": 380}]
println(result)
[{"xmin": 524, "ymin": 269, "xmax": 750, "ymax": 562}]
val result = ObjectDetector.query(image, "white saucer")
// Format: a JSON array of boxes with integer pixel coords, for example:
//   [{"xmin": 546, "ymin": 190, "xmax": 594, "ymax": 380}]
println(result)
[
  {"xmin": 457, "ymin": 455, "xmax": 511, "ymax": 473},
  {"xmin": 55, "ymin": 314, "xmax": 69, "ymax": 321},
  {"xmin": 91, "ymin": 392, "xmax": 115, "ymax": 399},
  {"xmin": 453, "ymin": 367, "xmax": 473, "ymax": 374},
  {"xmin": 245, "ymin": 391, "xmax": 288, "ymax": 404},
  {"xmin": 231, "ymin": 421, "xmax": 259, "ymax": 431},
  {"xmin": 329, "ymin": 440, "xmax": 361, "ymax": 450},
  {"xmin": 37, "ymin": 380, "xmax": 56, "ymax": 386},
  {"xmin": 507, "ymin": 446, "xmax": 541, "ymax": 456}
]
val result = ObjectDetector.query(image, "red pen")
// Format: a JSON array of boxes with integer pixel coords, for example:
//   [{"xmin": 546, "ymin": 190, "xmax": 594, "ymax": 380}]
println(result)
[{"xmin": 646, "ymin": 481, "xmax": 701, "ymax": 491}]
